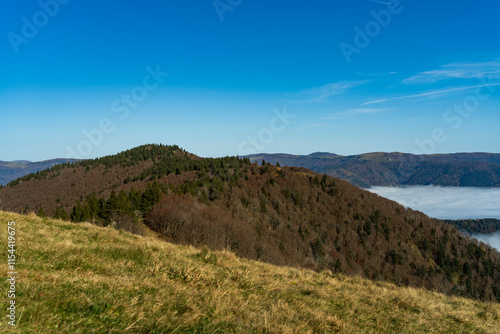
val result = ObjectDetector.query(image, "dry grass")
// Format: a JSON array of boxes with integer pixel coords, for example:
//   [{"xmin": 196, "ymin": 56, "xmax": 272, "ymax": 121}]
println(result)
[{"xmin": 0, "ymin": 210, "xmax": 499, "ymax": 333}]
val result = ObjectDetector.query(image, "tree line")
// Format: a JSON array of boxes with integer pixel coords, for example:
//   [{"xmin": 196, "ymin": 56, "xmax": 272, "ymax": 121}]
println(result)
[
  {"xmin": 444, "ymin": 219, "xmax": 500, "ymax": 234},
  {"xmin": 39, "ymin": 181, "xmax": 164, "ymax": 226}
]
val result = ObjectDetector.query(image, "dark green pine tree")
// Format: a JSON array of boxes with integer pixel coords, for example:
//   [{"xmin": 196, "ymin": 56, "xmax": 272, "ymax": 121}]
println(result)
[
  {"xmin": 117, "ymin": 190, "xmax": 132, "ymax": 215},
  {"xmin": 97, "ymin": 197, "xmax": 108, "ymax": 222},
  {"xmin": 85, "ymin": 192, "xmax": 100, "ymax": 221},
  {"xmin": 53, "ymin": 206, "xmax": 69, "ymax": 221},
  {"xmin": 107, "ymin": 190, "xmax": 119, "ymax": 210},
  {"xmin": 37, "ymin": 207, "xmax": 47, "ymax": 218},
  {"xmin": 70, "ymin": 201, "xmax": 86, "ymax": 222},
  {"xmin": 105, "ymin": 190, "xmax": 121, "ymax": 223},
  {"xmin": 128, "ymin": 187, "xmax": 143, "ymax": 212},
  {"xmin": 141, "ymin": 181, "xmax": 163, "ymax": 213}
]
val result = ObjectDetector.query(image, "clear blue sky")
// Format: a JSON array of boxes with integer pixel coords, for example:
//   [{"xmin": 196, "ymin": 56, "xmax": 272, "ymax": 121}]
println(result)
[{"xmin": 1, "ymin": 0, "xmax": 499, "ymax": 161}]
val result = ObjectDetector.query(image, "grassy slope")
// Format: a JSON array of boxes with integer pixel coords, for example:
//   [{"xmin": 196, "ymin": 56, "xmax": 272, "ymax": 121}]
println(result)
[{"xmin": 1, "ymin": 211, "xmax": 499, "ymax": 333}]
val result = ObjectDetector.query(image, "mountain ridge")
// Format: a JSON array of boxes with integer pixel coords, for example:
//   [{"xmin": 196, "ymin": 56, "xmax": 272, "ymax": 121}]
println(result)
[{"xmin": 247, "ymin": 152, "xmax": 500, "ymax": 188}]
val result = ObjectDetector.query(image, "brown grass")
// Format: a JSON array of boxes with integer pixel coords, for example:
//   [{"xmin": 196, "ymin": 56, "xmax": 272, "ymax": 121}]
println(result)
[{"xmin": 0, "ymin": 210, "xmax": 499, "ymax": 333}]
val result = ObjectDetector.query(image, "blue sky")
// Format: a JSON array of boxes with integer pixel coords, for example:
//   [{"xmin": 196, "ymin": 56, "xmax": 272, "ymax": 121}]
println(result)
[{"xmin": 1, "ymin": 0, "xmax": 499, "ymax": 161}]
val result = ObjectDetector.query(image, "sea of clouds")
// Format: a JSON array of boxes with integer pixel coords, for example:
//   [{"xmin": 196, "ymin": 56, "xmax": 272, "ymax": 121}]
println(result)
[
  {"xmin": 367, "ymin": 186, "xmax": 500, "ymax": 251},
  {"xmin": 471, "ymin": 231, "xmax": 500, "ymax": 252},
  {"xmin": 368, "ymin": 186, "xmax": 500, "ymax": 220}
]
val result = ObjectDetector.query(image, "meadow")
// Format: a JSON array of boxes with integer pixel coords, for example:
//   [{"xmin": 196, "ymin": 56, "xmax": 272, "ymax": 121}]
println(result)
[{"xmin": 1, "ymin": 210, "xmax": 499, "ymax": 333}]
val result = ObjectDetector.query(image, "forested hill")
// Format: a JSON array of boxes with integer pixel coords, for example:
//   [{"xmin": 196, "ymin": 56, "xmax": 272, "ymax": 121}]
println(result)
[
  {"xmin": 1, "ymin": 144, "xmax": 500, "ymax": 302},
  {"xmin": 0, "ymin": 144, "xmax": 247, "ymax": 220},
  {"xmin": 248, "ymin": 152, "xmax": 500, "ymax": 188}
]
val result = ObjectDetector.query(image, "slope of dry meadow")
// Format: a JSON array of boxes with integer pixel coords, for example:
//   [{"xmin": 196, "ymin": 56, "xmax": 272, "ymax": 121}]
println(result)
[{"xmin": 0, "ymin": 211, "xmax": 499, "ymax": 333}]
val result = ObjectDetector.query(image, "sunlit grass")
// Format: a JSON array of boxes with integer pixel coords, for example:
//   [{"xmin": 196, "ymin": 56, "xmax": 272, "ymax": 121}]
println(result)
[{"xmin": 0, "ymin": 210, "xmax": 499, "ymax": 333}]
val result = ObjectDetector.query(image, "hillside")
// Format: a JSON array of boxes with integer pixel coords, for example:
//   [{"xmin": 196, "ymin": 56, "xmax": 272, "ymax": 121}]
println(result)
[
  {"xmin": 0, "ymin": 159, "xmax": 79, "ymax": 186},
  {"xmin": 1, "ymin": 144, "xmax": 500, "ymax": 303},
  {"xmin": 0, "ymin": 145, "xmax": 193, "ymax": 215},
  {"xmin": 248, "ymin": 152, "xmax": 500, "ymax": 188},
  {"xmin": 1, "ymin": 211, "xmax": 500, "ymax": 333}
]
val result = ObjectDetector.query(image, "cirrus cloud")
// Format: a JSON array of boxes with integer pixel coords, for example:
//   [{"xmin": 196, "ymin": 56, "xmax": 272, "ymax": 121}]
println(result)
[
  {"xmin": 403, "ymin": 59, "xmax": 500, "ymax": 84},
  {"xmin": 290, "ymin": 80, "xmax": 369, "ymax": 103},
  {"xmin": 321, "ymin": 107, "xmax": 392, "ymax": 119}
]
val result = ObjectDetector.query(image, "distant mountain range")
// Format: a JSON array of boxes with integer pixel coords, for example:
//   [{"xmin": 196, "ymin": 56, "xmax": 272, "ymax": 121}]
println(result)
[
  {"xmin": 0, "ymin": 159, "xmax": 79, "ymax": 186},
  {"xmin": 247, "ymin": 152, "xmax": 500, "ymax": 188}
]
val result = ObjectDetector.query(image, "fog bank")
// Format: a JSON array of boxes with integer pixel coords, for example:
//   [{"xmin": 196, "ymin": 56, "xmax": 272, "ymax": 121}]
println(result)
[
  {"xmin": 472, "ymin": 231, "xmax": 500, "ymax": 252},
  {"xmin": 367, "ymin": 186, "xmax": 500, "ymax": 252},
  {"xmin": 368, "ymin": 186, "xmax": 500, "ymax": 220}
]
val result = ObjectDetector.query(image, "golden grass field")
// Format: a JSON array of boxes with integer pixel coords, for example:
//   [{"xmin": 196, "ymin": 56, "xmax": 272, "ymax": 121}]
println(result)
[{"xmin": 0, "ymin": 210, "xmax": 499, "ymax": 333}]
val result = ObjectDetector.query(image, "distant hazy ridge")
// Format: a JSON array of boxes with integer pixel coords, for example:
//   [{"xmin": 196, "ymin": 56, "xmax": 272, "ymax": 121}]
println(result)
[
  {"xmin": 0, "ymin": 159, "xmax": 79, "ymax": 186},
  {"xmin": 248, "ymin": 152, "xmax": 500, "ymax": 188}
]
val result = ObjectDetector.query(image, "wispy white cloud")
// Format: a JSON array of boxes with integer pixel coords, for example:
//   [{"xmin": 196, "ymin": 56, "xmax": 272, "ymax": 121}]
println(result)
[
  {"xmin": 403, "ymin": 59, "xmax": 500, "ymax": 84},
  {"xmin": 321, "ymin": 107, "xmax": 391, "ymax": 119},
  {"xmin": 355, "ymin": 71, "xmax": 398, "ymax": 77},
  {"xmin": 290, "ymin": 80, "xmax": 369, "ymax": 103},
  {"xmin": 370, "ymin": 0, "xmax": 391, "ymax": 4},
  {"xmin": 300, "ymin": 122, "xmax": 329, "ymax": 128},
  {"xmin": 363, "ymin": 82, "xmax": 500, "ymax": 105}
]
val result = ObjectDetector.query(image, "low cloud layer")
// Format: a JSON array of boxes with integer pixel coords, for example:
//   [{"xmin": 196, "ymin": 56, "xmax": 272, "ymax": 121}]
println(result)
[
  {"xmin": 367, "ymin": 186, "xmax": 500, "ymax": 251},
  {"xmin": 472, "ymin": 231, "xmax": 500, "ymax": 252},
  {"xmin": 367, "ymin": 186, "xmax": 500, "ymax": 220}
]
